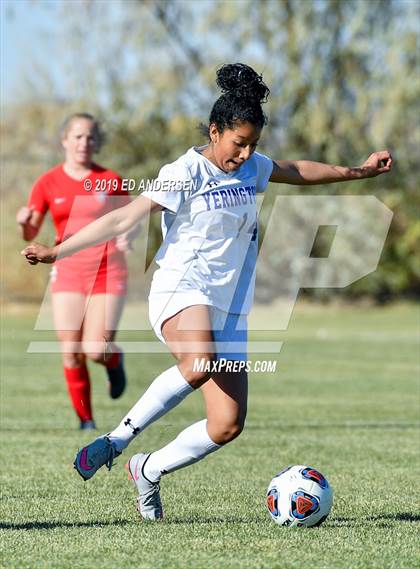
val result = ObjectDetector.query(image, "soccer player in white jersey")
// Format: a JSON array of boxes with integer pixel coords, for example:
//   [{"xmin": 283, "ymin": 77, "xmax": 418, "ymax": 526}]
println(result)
[{"xmin": 22, "ymin": 63, "xmax": 392, "ymax": 520}]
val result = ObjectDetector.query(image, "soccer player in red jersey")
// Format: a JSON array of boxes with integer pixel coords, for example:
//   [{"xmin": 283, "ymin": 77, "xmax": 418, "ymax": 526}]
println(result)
[{"xmin": 17, "ymin": 113, "xmax": 134, "ymax": 429}]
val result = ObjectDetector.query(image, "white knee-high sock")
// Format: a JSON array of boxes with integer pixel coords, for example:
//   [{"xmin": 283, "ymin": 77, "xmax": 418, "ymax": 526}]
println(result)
[
  {"xmin": 143, "ymin": 419, "xmax": 221, "ymax": 482},
  {"xmin": 108, "ymin": 365, "xmax": 193, "ymax": 451}
]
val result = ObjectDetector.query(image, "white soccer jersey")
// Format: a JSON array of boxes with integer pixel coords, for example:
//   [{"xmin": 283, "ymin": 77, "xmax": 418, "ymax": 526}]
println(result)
[{"xmin": 143, "ymin": 146, "xmax": 273, "ymax": 315}]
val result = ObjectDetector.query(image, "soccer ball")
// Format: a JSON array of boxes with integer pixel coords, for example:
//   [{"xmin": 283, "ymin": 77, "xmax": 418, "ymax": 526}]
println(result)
[{"xmin": 266, "ymin": 465, "xmax": 333, "ymax": 527}]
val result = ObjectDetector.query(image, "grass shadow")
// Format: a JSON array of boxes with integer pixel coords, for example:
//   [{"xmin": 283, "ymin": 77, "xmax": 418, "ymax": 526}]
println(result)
[
  {"xmin": 5, "ymin": 513, "xmax": 417, "ymax": 531},
  {"xmin": 331, "ymin": 512, "xmax": 420, "ymax": 526},
  {"xmin": 370, "ymin": 513, "xmax": 420, "ymax": 522},
  {"xmin": 1, "ymin": 517, "xmax": 263, "ymax": 530},
  {"xmin": 164, "ymin": 515, "xmax": 264, "ymax": 525},
  {"xmin": 0, "ymin": 520, "xmax": 131, "ymax": 530}
]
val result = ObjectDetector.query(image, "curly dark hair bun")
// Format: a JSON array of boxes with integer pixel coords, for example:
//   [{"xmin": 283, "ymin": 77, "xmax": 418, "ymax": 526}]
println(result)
[
  {"xmin": 216, "ymin": 63, "xmax": 270, "ymax": 103},
  {"xmin": 203, "ymin": 63, "xmax": 270, "ymax": 135}
]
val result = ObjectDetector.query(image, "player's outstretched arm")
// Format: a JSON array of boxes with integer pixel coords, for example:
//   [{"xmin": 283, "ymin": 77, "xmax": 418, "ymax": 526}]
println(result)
[
  {"xmin": 269, "ymin": 150, "xmax": 393, "ymax": 185},
  {"xmin": 21, "ymin": 195, "xmax": 161, "ymax": 265}
]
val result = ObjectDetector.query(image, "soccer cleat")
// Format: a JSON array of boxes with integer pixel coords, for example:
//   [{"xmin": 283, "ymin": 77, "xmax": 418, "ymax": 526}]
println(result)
[
  {"xmin": 74, "ymin": 435, "xmax": 120, "ymax": 481},
  {"xmin": 126, "ymin": 453, "xmax": 163, "ymax": 520},
  {"xmin": 106, "ymin": 353, "xmax": 127, "ymax": 399},
  {"xmin": 80, "ymin": 419, "xmax": 97, "ymax": 430}
]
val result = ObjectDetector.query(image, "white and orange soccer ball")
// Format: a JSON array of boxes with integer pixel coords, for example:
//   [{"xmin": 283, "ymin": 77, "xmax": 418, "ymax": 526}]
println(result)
[{"xmin": 266, "ymin": 465, "xmax": 333, "ymax": 527}]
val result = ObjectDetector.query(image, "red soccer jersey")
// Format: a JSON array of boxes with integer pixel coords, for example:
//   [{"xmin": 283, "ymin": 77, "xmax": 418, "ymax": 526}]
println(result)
[
  {"xmin": 28, "ymin": 163, "xmax": 130, "ymax": 295},
  {"xmin": 28, "ymin": 163, "xmax": 130, "ymax": 246}
]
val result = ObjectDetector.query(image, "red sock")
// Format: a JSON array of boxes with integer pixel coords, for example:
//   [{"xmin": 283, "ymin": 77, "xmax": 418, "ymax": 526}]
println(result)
[
  {"xmin": 64, "ymin": 365, "xmax": 93, "ymax": 422},
  {"xmin": 105, "ymin": 351, "xmax": 121, "ymax": 369}
]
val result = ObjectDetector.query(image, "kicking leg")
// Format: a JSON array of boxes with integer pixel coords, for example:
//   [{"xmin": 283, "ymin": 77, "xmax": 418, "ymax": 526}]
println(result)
[
  {"xmin": 143, "ymin": 368, "xmax": 247, "ymax": 481},
  {"xmin": 127, "ymin": 368, "xmax": 247, "ymax": 519},
  {"xmin": 107, "ymin": 304, "xmax": 215, "ymax": 451}
]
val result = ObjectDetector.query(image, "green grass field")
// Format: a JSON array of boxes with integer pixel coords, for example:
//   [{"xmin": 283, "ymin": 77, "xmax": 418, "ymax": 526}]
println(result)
[{"xmin": 1, "ymin": 302, "xmax": 419, "ymax": 569}]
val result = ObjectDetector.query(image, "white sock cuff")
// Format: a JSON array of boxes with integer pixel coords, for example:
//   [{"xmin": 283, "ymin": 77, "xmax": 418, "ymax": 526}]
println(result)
[
  {"xmin": 168, "ymin": 365, "xmax": 194, "ymax": 397},
  {"xmin": 196, "ymin": 419, "xmax": 221, "ymax": 452}
]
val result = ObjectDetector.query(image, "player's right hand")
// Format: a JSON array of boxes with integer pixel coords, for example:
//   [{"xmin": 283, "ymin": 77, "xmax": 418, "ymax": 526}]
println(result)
[
  {"xmin": 21, "ymin": 243, "xmax": 57, "ymax": 265},
  {"xmin": 16, "ymin": 206, "xmax": 33, "ymax": 225}
]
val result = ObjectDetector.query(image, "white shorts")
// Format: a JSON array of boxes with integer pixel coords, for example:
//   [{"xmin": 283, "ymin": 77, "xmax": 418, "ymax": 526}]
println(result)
[{"xmin": 149, "ymin": 292, "xmax": 248, "ymax": 361}]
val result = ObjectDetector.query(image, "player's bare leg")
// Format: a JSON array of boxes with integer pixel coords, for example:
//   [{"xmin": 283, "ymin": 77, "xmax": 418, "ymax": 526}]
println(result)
[
  {"xmin": 201, "ymin": 369, "xmax": 247, "ymax": 445},
  {"xmin": 162, "ymin": 304, "xmax": 247, "ymax": 444},
  {"xmin": 82, "ymin": 293, "xmax": 125, "ymax": 364},
  {"xmin": 82, "ymin": 293, "xmax": 126, "ymax": 398},
  {"xmin": 109, "ymin": 305, "xmax": 216, "ymax": 449},
  {"xmin": 161, "ymin": 304, "xmax": 216, "ymax": 387}
]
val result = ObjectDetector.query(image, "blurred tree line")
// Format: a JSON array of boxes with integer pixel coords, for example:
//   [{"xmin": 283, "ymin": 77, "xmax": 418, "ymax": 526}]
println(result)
[{"xmin": 1, "ymin": 0, "xmax": 418, "ymax": 302}]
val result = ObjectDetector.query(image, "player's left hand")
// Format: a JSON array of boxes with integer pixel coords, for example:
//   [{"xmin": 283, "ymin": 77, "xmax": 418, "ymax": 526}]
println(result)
[
  {"xmin": 21, "ymin": 243, "xmax": 57, "ymax": 265},
  {"xmin": 360, "ymin": 150, "xmax": 393, "ymax": 178}
]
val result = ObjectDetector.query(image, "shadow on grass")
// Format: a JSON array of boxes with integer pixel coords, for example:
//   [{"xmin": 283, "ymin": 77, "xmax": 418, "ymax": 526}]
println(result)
[
  {"xmin": 164, "ymin": 516, "xmax": 265, "ymax": 525},
  {"xmin": 167, "ymin": 512, "xmax": 420, "ymax": 527},
  {"xmin": 3, "ymin": 513, "xmax": 418, "ymax": 531},
  {"xmin": 331, "ymin": 512, "xmax": 420, "ymax": 526},
  {"xmin": 0, "ymin": 520, "xmax": 131, "ymax": 530},
  {"xmin": 1, "ymin": 517, "xmax": 263, "ymax": 530},
  {"xmin": 371, "ymin": 513, "xmax": 420, "ymax": 522}
]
